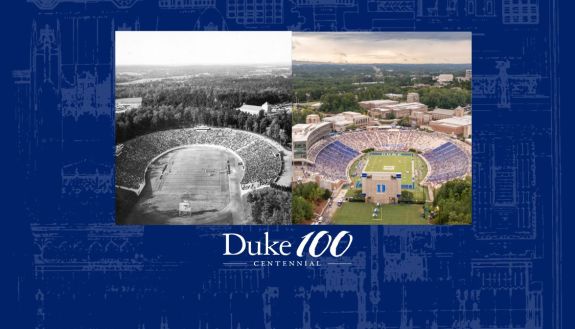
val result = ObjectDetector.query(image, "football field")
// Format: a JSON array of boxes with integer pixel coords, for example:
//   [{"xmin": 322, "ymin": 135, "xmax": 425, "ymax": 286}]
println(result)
[
  {"xmin": 339, "ymin": 151, "xmax": 430, "ymax": 224},
  {"xmin": 364, "ymin": 152, "xmax": 415, "ymax": 186},
  {"xmin": 360, "ymin": 152, "xmax": 428, "ymax": 201},
  {"xmin": 123, "ymin": 145, "xmax": 242, "ymax": 224}
]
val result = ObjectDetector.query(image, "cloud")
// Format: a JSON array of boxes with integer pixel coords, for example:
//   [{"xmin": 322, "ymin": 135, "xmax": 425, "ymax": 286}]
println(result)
[{"xmin": 292, "ymin": 32, "xmax": 471, "ymax": 64}]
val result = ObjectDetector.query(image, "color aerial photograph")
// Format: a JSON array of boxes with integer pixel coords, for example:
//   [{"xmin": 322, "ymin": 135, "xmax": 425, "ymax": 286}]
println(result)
[
  {"xmin": 291, "ymin": 32, "xmax": 472, "ymax": 225},
  {"xmin": 115, "ymin": 31, "xmax": 293, "ymax": 225}
]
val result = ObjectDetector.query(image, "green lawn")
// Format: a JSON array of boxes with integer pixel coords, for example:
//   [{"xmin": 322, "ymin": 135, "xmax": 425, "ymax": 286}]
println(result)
[
  {"xmin": 364, "ymin": 153, "xmax": 414, "ymax": 185},
  {"xmin": 349, "ymin": 152, "xmax": 429, "ymax": 202},
  {"xmin": 333, "ymin": 202, "xmax": 428, "ymax": 225}
]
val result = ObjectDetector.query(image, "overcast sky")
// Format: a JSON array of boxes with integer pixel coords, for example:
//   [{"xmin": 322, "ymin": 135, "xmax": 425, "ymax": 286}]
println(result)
[
  {"xmin": 116, "ymin": 31, "xmax": 292, "ymax": 66},
  {"xmin": 292, "ymin": 32, "xmax": 471, "ymax": 64}
]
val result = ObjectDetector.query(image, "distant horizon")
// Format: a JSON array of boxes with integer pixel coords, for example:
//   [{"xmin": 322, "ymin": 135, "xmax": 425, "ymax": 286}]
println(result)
[
  {"xmin": 293, "ymin": 32, "xmax": 471, "ymax": 64},
  {"xmin": 292, "ymin": 60, "xmax": 471, "ymax": 65},
  {"xmin": 116, "ymin": 31, "xmax": 292, "ymax": 66},
  {"xmin": 116, "ymin": 63, "xmax": 292, "ymax": 67},
  {"xmin": 116, "ymin": 61, "xmax": 470, "ymax": 67}
]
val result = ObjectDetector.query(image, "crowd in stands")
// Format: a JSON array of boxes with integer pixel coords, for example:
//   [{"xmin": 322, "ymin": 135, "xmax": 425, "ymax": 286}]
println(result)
[
  {"xmin": 422, "ymin": 142, "xmax": 469, "ymax": 184},
  {"xmin": 336, "ymin": 129, "xmax": 446, "ymax": 153},
  {"xmin": 116, "ymin": 128, "xmax": 282, "ymax": 191},
  {"xmin": 312, "ymin": 141, "xmax": 359, "ymax": 181},
  {"xmin": 306, "ymin": 129, "xmax": 471, "ymax": 185},
  {"xmin": 237, "ymin": 143, "xmax": 282, "ymax": 187},
  {"xmin": 306, "ymin": 136, "xmax": 335, "ymax": 163}
]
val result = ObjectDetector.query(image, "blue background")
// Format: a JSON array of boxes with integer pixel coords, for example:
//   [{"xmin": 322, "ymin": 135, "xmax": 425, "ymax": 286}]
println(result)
[{"xmin": 1, "ymin": 0, "xmax": 571, "ymax": 328}]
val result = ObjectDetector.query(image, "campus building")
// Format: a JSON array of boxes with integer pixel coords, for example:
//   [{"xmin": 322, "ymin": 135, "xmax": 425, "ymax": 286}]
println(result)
[
  {"xmin": 359, "ymin": 99, "xmax": 398, "ymax": 110},
  {"xmin": 435, "ymin": 74, "xmax": 454, "ymax": 85},
  {"xmin": 238, "ymin": 102, "xmax": 291, "ymax": 116},
  {"xmin": 322, "ymin": 111, "xmax": 369, "ymax": 131},
  {"xmin": 292, "ymin": 122, "xmax": 332, "ymax": 161},
  {"xmin": 237, "ymin": 102, "xmax": 270, "ymax": 115},
  {"xmin": 410, "ymin": 111, "xmax": 433, "ymax": 127},
  {"xmin": 428, "ymin": 106, "xmax": 466, "ymax": 120},
  {"xmin": 429, "ymin": 115, "xmax": 472, "ymax": 138},
  {"xmin": 368, "ymin": 102, "xmax": 428, "ymax": 119},
  {"xmin": 406, "ymin": 92, "xmax": 419, "ymax": 103},
  {"xmin": 306, "ymin": 114, "xmax": 321, "ymax": 124},
  {"xmin": 428, "ymin": 108, "xmax": 455, "ymax": 120}
]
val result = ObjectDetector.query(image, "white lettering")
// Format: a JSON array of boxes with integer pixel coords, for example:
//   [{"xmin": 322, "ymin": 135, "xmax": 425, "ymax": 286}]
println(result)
[{"xmin": 223, "ymin": 233, "xmax": 246, "ymax": 256}]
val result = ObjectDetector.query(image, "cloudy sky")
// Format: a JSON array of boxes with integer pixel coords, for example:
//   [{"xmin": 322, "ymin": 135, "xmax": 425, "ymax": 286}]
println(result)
[
  {"xmin": 116, "ymin": 31, "xmax": 292, "ymax": 66},
  {"xmin": 292, "ymin": 32, "xmax": 471, "ymax": 64}
]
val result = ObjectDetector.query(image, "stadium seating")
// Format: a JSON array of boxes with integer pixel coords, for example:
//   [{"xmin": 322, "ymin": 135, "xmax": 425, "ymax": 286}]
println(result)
[
  {"xmin": 311, "ymin": 141, "xmax": 359, "ymax": 180},
  {"xmin": 307, "ymin": 129, "xmax": 471, "ymax": 184},
  {"xmin": 116, "ymin": 128, "xmax": 283, "ymax": 190},
  {"xmin": 422, "ymin": 142, "xmax": 469, "ymax": 184}
]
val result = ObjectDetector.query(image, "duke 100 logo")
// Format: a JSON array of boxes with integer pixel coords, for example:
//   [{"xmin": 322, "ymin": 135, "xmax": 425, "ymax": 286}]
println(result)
[{"xmin": 222, "ymin": 231, "xmax": 353, "ymax": 267}]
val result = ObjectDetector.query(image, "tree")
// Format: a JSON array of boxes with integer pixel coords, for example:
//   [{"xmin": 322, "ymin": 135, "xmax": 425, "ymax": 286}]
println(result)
[
  {"xmin": 115, "ymin": 74, "xmax": 292, "ymax": 147},
  {"xmin": 292, "ymin": 196, "xmax": 313, "ymax": 224},
  {"xmin": 319, "ymin": 93, "xmax": 361, "ymax": 113},
  {"xmin": 293, "ymin": 182, "xmax": 328, "ymax": 203},
  {"xmin": 322, "ymin": 189, "xmax": 332, "ymax": 200},
  {"xmin": 399, "ymin": 190, "xmax": 414, "ymax": 203},
  {"xmin": 431, "ymin": 178, "xmax": 471, "ymax": 225},
  {"xmin": 247, "ymin": 188, "xmax": 291, "ymax": 224}
]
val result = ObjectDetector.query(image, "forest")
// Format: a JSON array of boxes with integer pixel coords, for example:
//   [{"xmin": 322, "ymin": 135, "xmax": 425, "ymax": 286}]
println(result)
[
  {"xmin": 431, "ymin": 177, "xmax": 472, "ymax": 225},
  {"xmin": 293, "ymin": 62, "xmax": 471, "ymax": 116},
  {"xmin": 115, "ymin": 73, "xmax": 292, "ymax": 147},
  {"xmin": 291, "ymin": 182, "xmax": 331, "ymax": 224},
  {"xmin": 246, "ymin": 188, "xmax": 292, "ymax": 225}
]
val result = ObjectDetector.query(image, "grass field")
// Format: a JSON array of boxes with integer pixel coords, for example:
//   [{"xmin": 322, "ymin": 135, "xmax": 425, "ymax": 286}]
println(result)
[
  {"xmin": 336, "ymin": 151, "xmax": 430, "ymax": 224},
  {"xmin": 348, "ymin": 152, "xmax": 428, "ymax": 202},
  {"xmin": 333, "ymin": 202, "xmax": 428, "ymax": 225},
  {"xmin": 121, "ymin": 145, "xmax": 237, "ymax": 224},
  {"xmin": 364, "ymin": 152, "xmax": 414, "ymax": 185}
]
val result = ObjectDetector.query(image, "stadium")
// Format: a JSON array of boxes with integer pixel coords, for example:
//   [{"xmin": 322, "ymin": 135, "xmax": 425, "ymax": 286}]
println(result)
[
  {"xmin": 116, "ymin": 127, "xmax": 291, "ymax": 225},
  {"xmin": 294, "ymin": 128, "xmax": 471, "ymax": 224}
]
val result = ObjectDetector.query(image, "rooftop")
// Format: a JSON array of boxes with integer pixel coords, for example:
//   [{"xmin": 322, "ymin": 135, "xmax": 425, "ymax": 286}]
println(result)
[
  {"xmin": 433, "ymin": 115, "xmax": 472, "ymax": 127},
  {"xmin": 341, "ymin": 111, "xmax": 365, "ymax": 117},
  {"xmin": 359, "ymin": 99, "xmax": 398, "ymax": 106},
  {"xmin": 386, "ymin": 102, "xmax": 427, "ymax": 111},
  {"xmin": 292, "ymin": 122, "xmax": 332, "ymax": 142},
  {"xmin": 429, "ymin": 108, "xmax": 454, "ymax": 115},
  {"xmin": 238, "ymin": 104, "xmax": 264, "ymax": 115},
  {"xmin": 436, "ymin": 74, "xmax": 454, "ymax": 81}
]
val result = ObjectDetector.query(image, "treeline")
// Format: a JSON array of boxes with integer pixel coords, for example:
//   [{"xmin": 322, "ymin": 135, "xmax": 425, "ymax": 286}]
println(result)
[
  {"xmin": 319, "ymin": 93, "xmax": 363, "ymax": 113},
  {"xmin": 294, "ymin": 76, "xmax": 409, "ymax": 105},
  {"xmin": 116, "ymin": 105, "xmax": 292, "ymax": 147},
  {"xmin": 431, "ymin": 177, "xmax": 472, "ymax": 224},
  {"xmin": 294, "ymin": 68, "xmax": 471, "ymax": 111},
  {"xmin": 309, "ymin": 84, "xmax": 470, "ymax": 113},
  {"xmin": 292, "ymin": 107, "xmax": 321, "ymax": 124},
  {"xmin": 247, "ymin": 188, "xmax": 291, "ymax": 225},
  {"xmin": 117, "ymin": 76, "xmax": 291, "ymax": 110},
  {"xmin": 292, "ymin": 182, "xmax": 331, "ymax": 224},
  {"xmin": 414, "ymin": 86, "xmax": 471, "ymax": 109},
  {"xmin": 115, "ymin": 76, "xmax": 292, "ymax": 147}
]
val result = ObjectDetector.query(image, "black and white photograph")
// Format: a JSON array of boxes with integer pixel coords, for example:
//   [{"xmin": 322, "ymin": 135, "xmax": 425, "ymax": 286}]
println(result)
[{"xmin": 115, "ymin": 31, "xmax": 293, "ymax": 225}]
